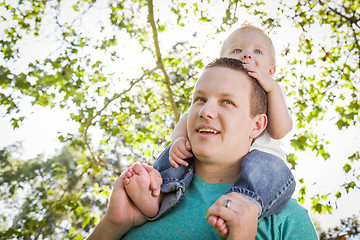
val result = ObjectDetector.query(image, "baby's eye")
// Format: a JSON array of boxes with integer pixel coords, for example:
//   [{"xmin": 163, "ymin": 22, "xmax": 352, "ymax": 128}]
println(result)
[
  {"xmin": 254, "ymin": 49, "xmax": 261, "ymax": 54},
  {"xmin": 223, "ymin": 100, "xmax": 234, "ymax": 105},
  {"xmin": 233, "ymin": 49, "xmax": 242, "ymax": 53}
]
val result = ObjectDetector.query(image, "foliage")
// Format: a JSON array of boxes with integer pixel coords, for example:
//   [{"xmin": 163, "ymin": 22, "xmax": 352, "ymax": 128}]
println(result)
[
  {"xmin": 0, "ymin": 144, "xmax": 108, "ymax": 239},
  {"xmin": 320, "ymin": 215, "xmax": 360, "ymax": 239},
  {"xmin": 0, "ymin": 0, "xmax": 359, "ymax": 238},
  {"xmin": 280, "ymin": 0, "xmax": 360, "ymax": 212}
]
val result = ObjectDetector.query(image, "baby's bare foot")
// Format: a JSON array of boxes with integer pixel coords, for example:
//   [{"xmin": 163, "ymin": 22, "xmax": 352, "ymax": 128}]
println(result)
[
  {"xmin": 215, "ymin": 217, "xmax": 229, "ymax": 238},
  {"xmin": 124, "ymin": 163, "xmax": 160, "ymax": 218},
  {"xmin": 208, "ymin": 215, "xmax": 229, "ymax": 238}
]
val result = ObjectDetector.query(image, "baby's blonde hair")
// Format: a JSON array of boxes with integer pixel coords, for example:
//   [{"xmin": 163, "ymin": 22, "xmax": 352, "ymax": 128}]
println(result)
[{"xmin": 220, "ymin": 23, "xmax": 276, "ymax": 65}]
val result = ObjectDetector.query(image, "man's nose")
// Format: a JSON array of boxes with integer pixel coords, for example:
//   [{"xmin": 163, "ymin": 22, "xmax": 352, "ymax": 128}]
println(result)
[{"xmin": 198, "ymin": 101, "xmax": 217, "ymax": 119}]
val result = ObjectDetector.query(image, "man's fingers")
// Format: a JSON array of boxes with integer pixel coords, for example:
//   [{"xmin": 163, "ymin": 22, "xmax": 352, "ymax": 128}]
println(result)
[
  {"xmin": 141, "ymin": 163, "xmax": 161, "ymax": 196},
  {"xmin": 149, "ymin": 169, "xmax": 162, "ymax": 198},
  {"xmin": 142, "ymin": 164, "xmax": 153, "ymax": 173},
  {"xmin": 206, "ymin": 205, "xmax": 234, "ymax": 222}
]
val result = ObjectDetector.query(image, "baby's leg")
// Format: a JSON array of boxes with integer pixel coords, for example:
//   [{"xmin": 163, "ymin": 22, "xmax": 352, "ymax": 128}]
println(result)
[
  {"xmin": 227, "ymin": 149, "xmax": 295, "ymax": 218},
  {"xmin": 124, "ymin": 163, "xmax": 160, "ymax": 218}
]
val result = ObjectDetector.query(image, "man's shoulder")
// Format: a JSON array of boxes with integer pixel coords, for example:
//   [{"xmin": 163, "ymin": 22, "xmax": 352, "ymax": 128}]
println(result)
[
  {"xmin": 277, "ymin": 198, "xmax": 309, "ymax": 218},
  {"xmin": 263, "ymin": 198, "xmax": 310, "ymax": 225},
  {"xmin": 284, "ymin": 198, "xmax": 307, "ymax": 212},
  {"xmin": 257, "ymin": 199, "xmax": 317, "ymax": 239}
]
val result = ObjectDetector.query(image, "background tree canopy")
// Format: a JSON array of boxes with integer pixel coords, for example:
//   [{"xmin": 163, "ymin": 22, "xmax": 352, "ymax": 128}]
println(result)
[{"xmin": 0, "ymin": 0, "xmax": 359, "ymax": 239}]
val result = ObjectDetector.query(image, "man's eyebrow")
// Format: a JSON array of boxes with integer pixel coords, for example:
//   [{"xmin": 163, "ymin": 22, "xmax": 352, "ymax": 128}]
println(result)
[
  {"xmin": 219, "ymin": 93, "xmax": 237, "ymax": 99},
  {"xmin": 194, "ymin": 89, "xmax": 237, "ymax": 98}
]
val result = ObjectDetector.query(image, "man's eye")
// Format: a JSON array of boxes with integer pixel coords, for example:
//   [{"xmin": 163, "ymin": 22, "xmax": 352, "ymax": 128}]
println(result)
[
  {"xmin": 233, "ymin": 49, "xmax": 242, "ymax": 53},
  {"xmin": 194, "ymin": 97, "xmax": 206, "ymax": 103},
  {"xmin": 254, "ymin": 49, "xmax": 261, "ymax": 54}
]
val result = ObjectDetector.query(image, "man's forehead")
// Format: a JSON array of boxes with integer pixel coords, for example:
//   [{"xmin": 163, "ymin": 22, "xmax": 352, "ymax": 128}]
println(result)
[{"xmin": 194, "ymin": 66, "xmax": 251, "ymax": 92}]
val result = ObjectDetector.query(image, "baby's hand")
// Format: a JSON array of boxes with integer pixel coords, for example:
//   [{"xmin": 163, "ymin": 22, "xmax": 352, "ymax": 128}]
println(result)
[
  {"xmin": 242, "ymin": 62, "xmax": 278, "ymax": 93},
  {"xmin": 169, "ymin": 137, "xmax": 193, "ymax": 168}
]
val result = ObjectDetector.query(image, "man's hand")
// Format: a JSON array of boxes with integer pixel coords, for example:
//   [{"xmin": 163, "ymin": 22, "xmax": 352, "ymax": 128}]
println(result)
[
  {"xmin": 205, "ymin": 192, "xmax": 259, "ymax": 240},
  {"xmin": 104, "ymin": 171, "xmax": 147, "ymax": 229},
  {"xmin": 169, "ymin": 137, "xmax": 193, "ymax": 168},
  {"xmin": 86, "ymin": 170, "xmax": 148, "ymax": 240}
]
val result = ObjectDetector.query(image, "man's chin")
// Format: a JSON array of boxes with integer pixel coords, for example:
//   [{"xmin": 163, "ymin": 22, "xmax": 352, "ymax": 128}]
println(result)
[{"xmin": 192, "ymin": 147, "xmax": 216, "ymax": 162}]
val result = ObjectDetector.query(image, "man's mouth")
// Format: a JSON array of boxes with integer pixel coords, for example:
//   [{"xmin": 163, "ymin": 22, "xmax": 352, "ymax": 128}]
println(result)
[{"xmin": 198, "ymin": 128, "xmax": 220, "ymax": 134}]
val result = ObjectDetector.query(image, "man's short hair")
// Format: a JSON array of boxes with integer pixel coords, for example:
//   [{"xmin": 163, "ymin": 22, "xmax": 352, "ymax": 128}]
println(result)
[{"xmin": 205, "ymin": 58, "xmax": 268, "ymax": 117}]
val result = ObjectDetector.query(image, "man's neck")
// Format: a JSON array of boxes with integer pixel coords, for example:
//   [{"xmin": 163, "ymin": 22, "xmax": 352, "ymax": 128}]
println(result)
[{"xmin": 194, "ymin": 160, "xmax": 241, "ymax": 184}]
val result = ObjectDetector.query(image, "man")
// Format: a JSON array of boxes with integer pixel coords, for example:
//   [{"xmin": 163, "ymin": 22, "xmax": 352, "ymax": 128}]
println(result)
[{"xmin": 86, "ymin": 58, "xmax": 318, "ymax": 239}]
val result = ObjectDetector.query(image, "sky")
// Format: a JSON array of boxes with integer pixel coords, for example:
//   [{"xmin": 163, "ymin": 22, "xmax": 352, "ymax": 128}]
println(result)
[{"xmin": 1, "ymin": 0, "xmax": 359, "ymax": 233}]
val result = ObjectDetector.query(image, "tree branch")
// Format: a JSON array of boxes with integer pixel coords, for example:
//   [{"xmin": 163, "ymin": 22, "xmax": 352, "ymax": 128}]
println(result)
[
  {"xmin": 147, "ymin": 0, "xmax": 180, "ymax": 123},
  {"xmin": 83, "ymin": 67, "xmax": 159, "ymax": 164}
]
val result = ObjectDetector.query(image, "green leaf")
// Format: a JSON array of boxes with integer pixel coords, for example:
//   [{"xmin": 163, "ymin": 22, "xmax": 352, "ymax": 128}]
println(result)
[{"xmin": 343, "ymin": 163, "xmax": 352, "ymax": 173}]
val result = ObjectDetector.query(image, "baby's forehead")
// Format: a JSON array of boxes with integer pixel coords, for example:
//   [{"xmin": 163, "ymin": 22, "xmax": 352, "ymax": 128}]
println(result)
[
  {"xmin": 221, "ymin": 29, "xmax": 264, "ymax": 52},
  {"xmin": 228, "ymin": 29, "xmax": 268, "ymax": 43}
]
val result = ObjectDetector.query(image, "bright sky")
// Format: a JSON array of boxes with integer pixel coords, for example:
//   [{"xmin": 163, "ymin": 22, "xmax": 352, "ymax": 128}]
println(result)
[{"xmin": 0, "ymin": 0, "xmax": 359, "ymax": 233}]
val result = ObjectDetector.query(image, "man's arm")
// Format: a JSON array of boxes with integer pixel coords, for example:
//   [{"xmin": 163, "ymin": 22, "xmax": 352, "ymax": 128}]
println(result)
[
  {"xmin": 86, "ymin": 171, "xmax": 147, "ymax": 240},
  {"xmin": 86, "ymin": 216, "xmax": 130, "ymax": 240}
]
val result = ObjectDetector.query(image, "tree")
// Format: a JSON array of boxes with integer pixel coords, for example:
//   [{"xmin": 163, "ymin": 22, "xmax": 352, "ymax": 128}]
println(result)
[
  {"xmin": 0, "ymin": 0, "xmax": 359, "ymax": 238},
  {"xmin": 320, "ymin": 215, "xmax": 360, "ymax": 239},
  {"xmin": 0, "ymin": 144, "xmax": 108, "ymax": 239},
  {"xmin": 279, "ymin": 0, "xmax": 360, "ymax": 214}
]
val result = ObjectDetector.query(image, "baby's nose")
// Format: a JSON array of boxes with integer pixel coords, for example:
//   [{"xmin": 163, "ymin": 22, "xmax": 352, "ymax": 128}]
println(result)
[{"xmin": 241, "ymin": 53, "xmax": 252, "ymax": 59}]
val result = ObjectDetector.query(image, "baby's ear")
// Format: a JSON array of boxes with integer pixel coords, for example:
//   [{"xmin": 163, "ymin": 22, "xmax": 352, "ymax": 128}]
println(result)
[
  {"xmin": 268, "ymin": 65, "xmax": 276, "ymax": 76},
  {"xmin": 250, "ymin": 113, "xmax": 267, "ymax": 139}
]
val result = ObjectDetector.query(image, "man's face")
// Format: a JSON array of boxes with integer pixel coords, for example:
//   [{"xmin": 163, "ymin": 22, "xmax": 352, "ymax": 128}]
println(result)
[
  {"xmin": 187, "ymin": 66, "xmax": 256, "ymax": 165},
  {"xmin": 221, "ymin": 29, "xmax": 276, "ymax": 76}
]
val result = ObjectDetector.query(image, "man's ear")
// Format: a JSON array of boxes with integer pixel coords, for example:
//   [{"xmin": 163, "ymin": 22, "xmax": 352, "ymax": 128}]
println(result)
[
  {"xmin": 268, "ymin": 65, "xmax": 276, "ymax": 76},
  {"xmin": 250, "ymin": 113, "xmax": 268, "ymax": 139}
]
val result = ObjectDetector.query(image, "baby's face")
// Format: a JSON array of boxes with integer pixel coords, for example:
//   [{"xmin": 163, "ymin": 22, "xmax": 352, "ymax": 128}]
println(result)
[{"xmin": 221, "ymin": 29, "xmax": 276, "ymax": 76}]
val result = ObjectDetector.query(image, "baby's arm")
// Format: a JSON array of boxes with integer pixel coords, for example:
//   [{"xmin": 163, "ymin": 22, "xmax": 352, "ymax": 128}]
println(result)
[
  {"xmin": 266, "ymin": 84, "xmax": 292, "ymax": 139},
  {"xmin": 169, "ymin": 113, "xmax": 193, "ymax": 168},
  {"xmin": 244, "ymin": 64, "xmax": 292, "ymax": 139},
  {"xmin": 171, "ymin": 113, "xmax": 188, "ymax": 142}
]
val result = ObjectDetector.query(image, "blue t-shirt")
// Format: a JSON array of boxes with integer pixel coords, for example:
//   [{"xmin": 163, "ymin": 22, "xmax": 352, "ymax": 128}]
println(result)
[{"xmin": 123, "ymin": 175, "xmax": 317, "ymax": 240}]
